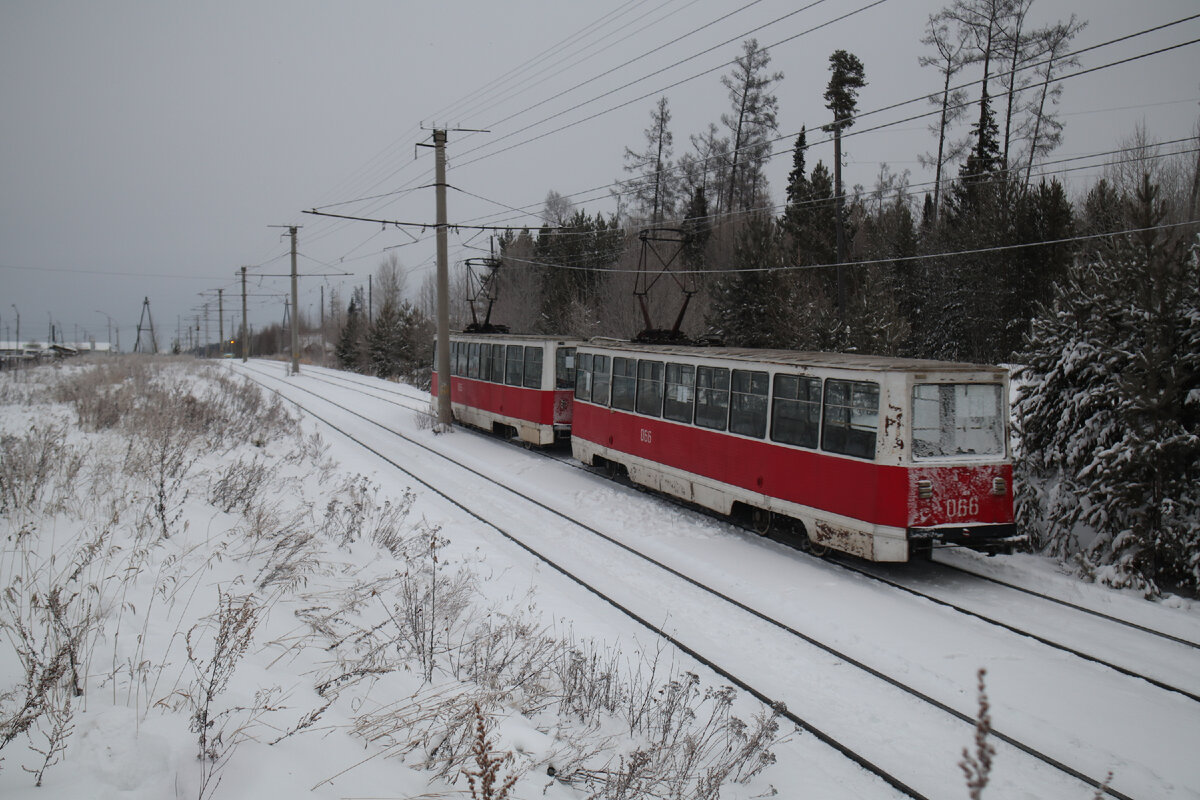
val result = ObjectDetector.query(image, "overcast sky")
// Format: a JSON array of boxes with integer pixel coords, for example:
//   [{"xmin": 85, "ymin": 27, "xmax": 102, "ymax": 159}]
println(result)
[{"xmin": 2, "ymin": 0, "xmax": 1197, "ymax": 350}]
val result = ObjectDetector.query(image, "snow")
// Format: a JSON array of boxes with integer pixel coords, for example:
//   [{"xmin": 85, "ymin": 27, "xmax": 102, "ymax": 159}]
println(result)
[{"xmin": 2, "ymin": 359, "xmax": 1199, "ymax": 799}]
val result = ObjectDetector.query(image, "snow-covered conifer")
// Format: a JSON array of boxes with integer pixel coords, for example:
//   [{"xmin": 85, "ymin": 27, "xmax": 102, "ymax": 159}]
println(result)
[{"xmin": 1015, "ymin": 177, "xmax": 1199, "ymax": 593}]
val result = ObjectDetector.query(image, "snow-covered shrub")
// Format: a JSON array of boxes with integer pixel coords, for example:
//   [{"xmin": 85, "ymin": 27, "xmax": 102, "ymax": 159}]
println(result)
[{"xmin": 1015, "ymin": 179, "xmax": 1200, "ymax": 594}]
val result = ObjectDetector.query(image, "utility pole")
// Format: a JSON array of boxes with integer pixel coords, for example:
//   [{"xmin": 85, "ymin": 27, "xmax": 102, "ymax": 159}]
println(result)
[
  {"xmin": 319, "ymin": 284, "xmax": 325, "ymax": 366},
  {"xmin": 368, "ymin": 274, "xmax": 373, "ymax": 325},
  {"xmin": 217, "ymin": 289, "xmax": 224, "ymax": 357},
  {"xmin": 10, "ymin": 304, "xmax": 18, "ymax": 351},
  {"xmin": 288, "ymin": 225, "xmax": 300, "ymax": 375},
  {"xmin": 433, "ymin": 128, "xmax": 451, "ymax": 425},
  {"xmin": 204, "ymin": 305, "xmax": 210, "ymax": 358},
  {"xmin": 241, "ymin": 267, "xmax": 249, "ymax": 363}
]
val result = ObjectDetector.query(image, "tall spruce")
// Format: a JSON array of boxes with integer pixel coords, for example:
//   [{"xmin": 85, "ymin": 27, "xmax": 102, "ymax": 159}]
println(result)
[
  {"xmin": 707, "ymin": 215, "xmax": 793, "ymax": 347},
  {"xmin": 336, "ymin": 290, "xmax": 367, "ymax": 370},
  {"xmin": 1015, "ymin": 176, "xmax": 1200, "ymax": 594}
]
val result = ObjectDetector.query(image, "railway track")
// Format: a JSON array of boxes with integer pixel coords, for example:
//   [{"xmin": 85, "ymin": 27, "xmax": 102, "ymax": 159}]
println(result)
[{"xmin": 232, "ymin": 361, "xmax": 1161, "ymax": 799}]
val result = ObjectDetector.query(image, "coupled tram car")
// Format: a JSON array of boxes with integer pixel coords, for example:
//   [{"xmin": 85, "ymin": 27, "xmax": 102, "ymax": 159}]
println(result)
[{"xmin": 434, "ymin": 333, "xmax": 1018, "ymax": 563}]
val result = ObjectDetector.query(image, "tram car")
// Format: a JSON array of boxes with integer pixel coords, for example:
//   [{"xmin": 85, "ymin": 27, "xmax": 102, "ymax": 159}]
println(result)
[
  {"xmin": 570, "ymin": 342, "xmax": 1017, "ymax": 562},
  {"xmin": 432, "ymin": 333, "xmax": 584, "ymax": 446}
]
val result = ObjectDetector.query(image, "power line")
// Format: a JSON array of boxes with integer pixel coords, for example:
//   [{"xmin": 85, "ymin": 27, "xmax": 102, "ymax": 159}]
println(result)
[{"xmin": 499, "ymin": 219, "xmax": 1199, "ymax": 276}]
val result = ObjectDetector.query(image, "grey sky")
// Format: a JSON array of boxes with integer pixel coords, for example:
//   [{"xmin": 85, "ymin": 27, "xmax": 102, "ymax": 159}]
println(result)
[{"xmin": 2, "ymin": 1, "xmax": 1196, "ymax": 350}]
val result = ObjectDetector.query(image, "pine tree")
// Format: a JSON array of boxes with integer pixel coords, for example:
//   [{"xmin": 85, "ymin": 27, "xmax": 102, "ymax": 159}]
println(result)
[
  {"xmin": 824, "ymin": 49, "xmax": 867, "ymax": 319},
  {"xmin": 1015, "ymin": 177, "xmax": 1200, "ymax": 594},
  {"xmin": 336, "ymin": 292, "xmax": 367, "ymax": 371}
]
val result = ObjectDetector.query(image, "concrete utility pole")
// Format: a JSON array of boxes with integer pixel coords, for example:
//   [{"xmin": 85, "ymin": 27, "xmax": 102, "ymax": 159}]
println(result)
[
  {"xmin": 10, "ymin": 304, "xmax": 18, "ymax": 350},
  {"xmin": 433, "ymin": 128, "xmax": 452, "ymax": 425},
  {"xmin": 217, "ymin": 289, "xmax": 224, "ymax": 357},
  {"xmin": 319, "ymin": 284, "xmax": 325, "ymax": 366},
  {"xmin": 241, "ymin": 267, "xmax": 249, "ymax": 363},
  {"xmin": 289, "ymin": 225, "xmax": 300, "ymax": 375}
]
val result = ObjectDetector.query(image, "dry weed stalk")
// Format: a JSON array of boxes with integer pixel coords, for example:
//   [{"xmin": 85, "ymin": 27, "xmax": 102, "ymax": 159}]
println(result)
[
  {"xmin": 184, "ymin": 591, "xmax": 261, "ymax": 762},
  {"xmin": 960, "ymin": 668, "xmax": 995, "ymax": 800},
  {"xmin": 464, "ymin": 703, "xmax": 519, "ymax": 800}
]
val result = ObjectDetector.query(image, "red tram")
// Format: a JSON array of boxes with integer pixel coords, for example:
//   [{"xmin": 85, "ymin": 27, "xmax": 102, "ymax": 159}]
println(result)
[
  {"xmin": 432, "ymin": 333, "xmax": 583, "ymax": 446},
  {"xmin": 570, "ymin": 342, "xmax": 1017, "ymax": 562}
]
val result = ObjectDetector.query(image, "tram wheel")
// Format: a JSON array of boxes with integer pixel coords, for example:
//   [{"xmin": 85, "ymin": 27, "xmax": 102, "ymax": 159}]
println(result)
[{"xmin": 751, "ymin": 508, "xmax": 773, "ymax": 535}]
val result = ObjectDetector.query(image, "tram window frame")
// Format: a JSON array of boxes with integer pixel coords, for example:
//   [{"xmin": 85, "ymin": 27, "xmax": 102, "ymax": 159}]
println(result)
[
  {"xmin": 636, "ymin": 360, "xmax": 664, "ymax": 418},
  {"xmin": 489, "ymin": 344, "xmax": 504, "ymax": 383},
  {"xmin": 695, "ymin": 365, "xmax": 730, "ymax": 431},
  {"xmin": 729, "ymin": 369, "xmax": 769, "ymax": 438},
  {"xmin": 505, "ymin": 345, "xmax": 524, "ymax": 386},
  {"xmin": 556, "ymin": 347, "xmax": 576, "ymax": 390},
  {"xmin": 592, "ymin": 355, "xmax": 612, "ymax": 406},
  {"xmin": 574, "ymin": 353, "xmax": 593, "ymax": 400},
  {"xmin": 523, "ymin": 346, "xmax": 543, "ymax": 389},
  {"xmin": 478, "ymin": 343, "xmax": 491, "ymax": 382},
  {"xmin": 821, "ymin": 379, "xmax": 880, "ymax": 460},
  {"xmin": 771, "ymin": 374, "xmax": 822, "ymax": 449},
  {"xmin": 467, "ymin": 343, "xmax": 481, "ymax": 379},
  {"xmin": 450, "ymin": 342, "xmax": 460, "ymax": 376},
  {"xmin": 663, "ymin": 362, "xmax": 695, "ymax": 424},
  {"xmin": 611, "ymin": 357, "xmax": 637, "ymax": 411}
]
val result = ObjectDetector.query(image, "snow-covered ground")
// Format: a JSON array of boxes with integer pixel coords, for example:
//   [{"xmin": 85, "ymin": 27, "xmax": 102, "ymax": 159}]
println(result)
[{"xmin": 2, "ymin": 358, "xmax": 1198, "ymax": 799}]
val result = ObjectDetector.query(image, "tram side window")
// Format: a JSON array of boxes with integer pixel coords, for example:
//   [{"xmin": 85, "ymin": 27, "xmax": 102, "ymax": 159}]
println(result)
[
  {"xmin": 771, "ymin": 374, "xmax": 822, "ymax": 448},
  {"xmin": 822, "ymin": 379, "xmax": 879, "ymax": 460},
  {"xmin": 523, "ymin": 346, "xmax": 543, "ymax": 389},
  {"xmin": 663, "ymin": 363, "xmax": 695, "ymax": 423},
  {"xmin": 611, "ymin": 357, "xmax": 637, "ymax": 411},
  {"xmin": 592, "ymin": 355, "xmax": 612, "ymax": 406},
  {"xmin": 478, "ymin": 344, "xmax": 491, "ymax": 382},
  {"xmin": 450, "ymin": 342, "xmax": 461, "ymax": 376},
  {"xmin": 635, "ymin": 360, "xmax": 664, "ymax": 417},
  {"xmin": 505, "ymin": 345, "xmax": 524, "ymax": 386},
  {"xmin": 729, "ymin": 370, "xmax": 768, "ymax": 438},
  {"xmin": 468, "ymin": 343, "xmax": 481, "ymax": 379},
  {"xmin": 556, "ymin": 347, "xmax": 576, "ymax": 389},
  {"xmin": 575, "ymin": 353, "xmax": 594, "ymax": 400},
  {"xmin": 695, "ymin": 366, "xmax": 730, "ymax": 431},
  {"xmin": 489, "ymin": 344, "xmax": 504, "ymax": 383}
]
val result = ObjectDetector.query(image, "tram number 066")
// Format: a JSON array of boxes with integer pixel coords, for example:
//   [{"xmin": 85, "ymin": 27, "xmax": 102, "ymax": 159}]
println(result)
[
  {"xmin": 944, "ymin": 497, "xmax": 980, "ymax": 518},
  {"xmin": 639, "ymin": 428, "xmax": 653, "ymax": 444}
]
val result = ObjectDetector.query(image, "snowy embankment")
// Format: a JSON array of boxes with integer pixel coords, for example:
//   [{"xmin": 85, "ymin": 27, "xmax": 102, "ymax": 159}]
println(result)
[
  {"xmin": 0, "ymin": 358, "xmax": 792, "ymax": 800},
  {"xmin": 4, "ymin": 358, "xmax": 1199, "ymax": 800}
]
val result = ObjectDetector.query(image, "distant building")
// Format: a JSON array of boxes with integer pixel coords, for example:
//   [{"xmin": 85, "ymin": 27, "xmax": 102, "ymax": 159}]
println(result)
[{"xmin": 0, "ymin": 340, "xmax": 115, "ymax": 369}]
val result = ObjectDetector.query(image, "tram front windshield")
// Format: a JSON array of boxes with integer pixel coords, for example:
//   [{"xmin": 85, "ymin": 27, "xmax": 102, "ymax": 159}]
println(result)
[{"xmin": 911, "ymin": 383, "xmax": 1005, "ymax": 459}]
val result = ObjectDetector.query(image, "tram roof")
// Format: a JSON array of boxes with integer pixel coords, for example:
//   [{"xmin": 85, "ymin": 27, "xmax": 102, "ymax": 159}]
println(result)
[
  {"xmin": 578, "ymin": 339, "xmax": 1007, "ymax": 375},
  {"xmin": 452, "ymin": 332, "xmax": 584, "ymax": 344}
]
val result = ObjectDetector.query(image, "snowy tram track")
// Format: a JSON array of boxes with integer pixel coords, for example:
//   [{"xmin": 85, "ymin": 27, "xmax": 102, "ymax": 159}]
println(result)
[
  {"xmin": 929, "ymin": 555, "xmax": 1200, "ymax": 650},
  {"xmin": 230, "ymin": 362, "xmax": 1172, "ymax": 799},
  {"xmin": 298, "ymin": 366, "xmax": 1200, "ymax": 702},
  {"xmin": 823, "ymin": 556, "xmax": 1200, "ymax": 704}
]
